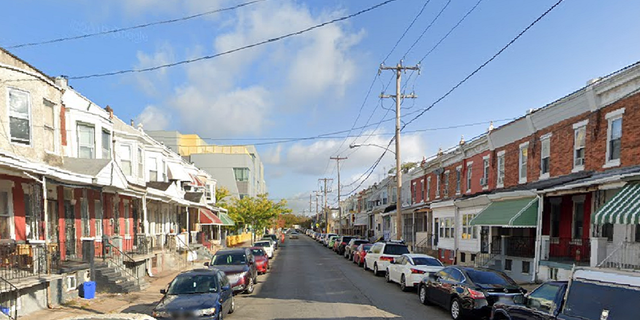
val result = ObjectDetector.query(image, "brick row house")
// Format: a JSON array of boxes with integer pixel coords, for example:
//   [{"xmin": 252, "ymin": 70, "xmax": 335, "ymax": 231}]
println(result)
[
  {"xmin": 343, "ymin": 60, "xmax": 640, "ymax": 284},
  {"xmin": 0, "ymin": 49, "xmax": 233, "ymax": 317}
]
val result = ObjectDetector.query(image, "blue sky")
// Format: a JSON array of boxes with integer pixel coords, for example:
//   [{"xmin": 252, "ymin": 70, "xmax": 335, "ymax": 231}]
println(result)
[{"xmin": 2, "ymin": 0, "xmax": 640, "ymax": 214}]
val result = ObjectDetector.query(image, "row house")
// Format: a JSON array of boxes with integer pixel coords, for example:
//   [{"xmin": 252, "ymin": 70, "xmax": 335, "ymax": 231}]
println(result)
[
  {"xmin": 0, "ymin": 48, "xmax": 233, "ymax": 318},
  {"xmin": 409, "ymin": 60, "xmax": 640, "ymax": 283}
]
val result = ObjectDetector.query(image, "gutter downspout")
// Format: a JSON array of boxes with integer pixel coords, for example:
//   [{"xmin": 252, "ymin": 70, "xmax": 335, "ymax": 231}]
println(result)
[{"xmin": 533, "ymin": 194, "xmax": 544, "ymax": 283}]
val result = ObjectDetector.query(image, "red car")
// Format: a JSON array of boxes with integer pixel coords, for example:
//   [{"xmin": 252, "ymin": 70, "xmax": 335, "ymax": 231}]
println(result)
[
  {"xmin": 353, "ymin": 243, "xmax": 373, "ymax": 267},
  {"xmin": 250, "ymin": 247, "xmax": 270, "ymax": 274}
]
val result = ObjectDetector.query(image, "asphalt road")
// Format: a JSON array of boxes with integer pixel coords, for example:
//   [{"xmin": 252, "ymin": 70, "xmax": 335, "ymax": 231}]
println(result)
[{"xmin": 231, "ymin": 235, "xmax": 452, "ymax": 320}]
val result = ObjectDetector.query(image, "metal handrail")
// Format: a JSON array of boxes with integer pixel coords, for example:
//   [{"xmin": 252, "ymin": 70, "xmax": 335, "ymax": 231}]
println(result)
[
  {"xmin": 173, "ymin": 234, "xmax": 204, "ymax": 261},
  {"xmin": 104, "ymin": 242, "xmax": 140, "ymax": 288},
  {"xmin": 0, "ymin": 276, "xmax": 18, "ymax": 320}
]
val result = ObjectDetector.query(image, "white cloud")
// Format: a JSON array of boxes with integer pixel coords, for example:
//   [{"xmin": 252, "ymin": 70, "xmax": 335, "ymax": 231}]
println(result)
[
  {"xmin": 133, "ymin": 43, "xmax": 175, "ymax": 96},
  {"xmin": 135, "ymin": 105, "xmax": 170, "ymax": 130}
]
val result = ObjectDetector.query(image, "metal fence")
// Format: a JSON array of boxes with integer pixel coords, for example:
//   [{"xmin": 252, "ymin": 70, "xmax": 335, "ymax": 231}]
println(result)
[
  {"xmin": 597, "ymin": 242, "xmax": 640, "ymax": 270},
  {"xmin": 504, "ymin": 236, "xmax": 535, "ymax": 258},
  {"xmin": 0, "ymin": 243, "xmax": 49, "ymax": 281},
  {"xmin": 549, "ymin": 237, "xmax": 590, "ymax": 262}
]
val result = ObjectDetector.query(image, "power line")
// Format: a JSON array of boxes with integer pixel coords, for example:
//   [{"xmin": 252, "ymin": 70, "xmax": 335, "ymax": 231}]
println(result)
[
  {"xmin": 382, "ymin": 0, "xmax": 433, "ymax": 64},
  {"xmin": 67, "ymin": 0, "xmax": 398, "ymax": 80},
  {"xmin": 402, "ymin": 0, "xmax": 452, "ymax": 60},
  {"xmin": 5, "ymin": 0, "xmax": 268, "ymax": 49}
]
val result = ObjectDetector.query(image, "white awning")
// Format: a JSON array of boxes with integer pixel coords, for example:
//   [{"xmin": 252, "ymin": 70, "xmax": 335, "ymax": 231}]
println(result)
[
  {"xmin": 167, "ymin": 163, "xmax": 192, "ymax": 181},
  {"xmin": 354, "ymin": 214, "xmax": 368, "ymax": 226}
]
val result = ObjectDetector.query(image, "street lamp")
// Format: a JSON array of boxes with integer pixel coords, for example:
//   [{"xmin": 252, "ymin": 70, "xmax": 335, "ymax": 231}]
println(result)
[{"xmin": 349, "ymin": 143, "xmax": 396, "ymax": 155}]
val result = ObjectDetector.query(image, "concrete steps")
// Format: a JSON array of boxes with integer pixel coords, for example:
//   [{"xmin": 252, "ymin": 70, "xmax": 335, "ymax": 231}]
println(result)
[{"xmin": 95, "ymin": 263, "xmax": 149, "ymax": 294}]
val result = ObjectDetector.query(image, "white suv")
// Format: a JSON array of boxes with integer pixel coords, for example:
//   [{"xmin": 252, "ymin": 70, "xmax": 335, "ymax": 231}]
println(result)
[{"xmin": 364, "ymin": 242, "xmax": 410, "ymax": 276}]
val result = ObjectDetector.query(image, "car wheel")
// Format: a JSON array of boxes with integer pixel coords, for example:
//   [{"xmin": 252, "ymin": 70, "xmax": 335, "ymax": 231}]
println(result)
[
  {"xmin": 244, "ymin": 277, "xmax": 254, "ymax": 294},
  {"xmin": 228, "ymin": 295, "xmax": 235, "ymax": 314},
  {"xmin": 363, "ymin": 259, "xmax": 369, "ymax": 270},
  {"xmin": 400, "ymin": 275, "xmax": 409, "ymax": 292},
  {"xmin": 450, "ymin": 298, "xmax": 462, "ymax": 320},
  {"xmin": 385, "ymin": 270, "xmax": 391, "ymax": 283},
  {"xmin": 344, "ymin": 251, "xmax": 348, "ymax": 259},
  {"xmin": 373, "ymin": 263, "xmax": 380, "ymax": 276},
  {"xmin": 419, "ymin": 285, "xmax": 430, "ymax": 305}
]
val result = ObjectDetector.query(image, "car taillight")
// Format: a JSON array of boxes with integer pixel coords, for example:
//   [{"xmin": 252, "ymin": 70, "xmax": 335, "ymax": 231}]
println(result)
[
  {"xmin": 468, "ymin": 288, "xmax": 485, "ymax": 299},
  {"xmin": 410, "ymin": 268, "xmax": 426, "ymax": 274},
  {"xmin": 380, "ymin": 256, "xmax": 394, "ymax": 262},
  {"xmin": 342, "ymin": 242, "xmax": 347, "ymax": 245}
]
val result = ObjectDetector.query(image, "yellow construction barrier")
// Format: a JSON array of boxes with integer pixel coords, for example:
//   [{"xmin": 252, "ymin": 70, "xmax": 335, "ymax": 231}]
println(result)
[{"xmin": 226, "ymin": 233, "xmax": 252, "ymax": 247}]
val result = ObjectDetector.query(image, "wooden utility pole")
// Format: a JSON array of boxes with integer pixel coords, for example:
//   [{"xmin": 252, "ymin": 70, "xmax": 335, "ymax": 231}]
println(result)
[
  {"xmin": 318, "ymin": 178, "xmax": 333, "ymax": 233},
  {"xmin": 380, "ymin": 61, "xmax": 419, "ymax": 241},
  {"xmin": 330, "ymin": 156, "xmax": 347, "ymax": 235}
]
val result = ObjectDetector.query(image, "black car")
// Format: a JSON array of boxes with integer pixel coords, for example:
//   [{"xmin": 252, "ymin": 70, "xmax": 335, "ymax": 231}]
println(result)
[
  {"xmin": 491, "ymin": 281, "xmax": 568, "ymax": 320},
  {"xmin": 418, "ymin": 266, "xmax": 525, "ymax": 320},
  {"xmin": 153, "ymin": 268, "xmax": 234, "ymax": 320},
  {"xmin": 205, "ymin": 248, "xmax": 257, "ymax": 294},
  {"xmin": 335, "ymin": 236, "xmax": 354, "ymax": 255}
]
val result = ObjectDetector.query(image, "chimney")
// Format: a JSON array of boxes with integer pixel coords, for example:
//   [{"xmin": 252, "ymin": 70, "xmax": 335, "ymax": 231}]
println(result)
[
  {"xmin": 55, "ymin": 75, "xmax": 68, "ymax": 88},
  {"xmin": 488, "ymin": 121, "xmax": 494, "ymax": 132},
  {"xmin": 130, "ymin": 119, "xmax": 134, "ymax": 126},
  {"xmin": 138, "ymin": 123, "xmax": 144, "ymax": 132},
  {"xmin": 105, "ymin": 105, "xmax": 114, "ymax": 119},
  {"xmin": 459, "ymin": 135, "xmax": 465, "ymax": 146},
  {"xmin": 587, "ymin": 77, "xmax": 602, "ymax": 86},
  {"xmin": 437, "ymin": 148, "xmax": 443, "ymax": 156}
]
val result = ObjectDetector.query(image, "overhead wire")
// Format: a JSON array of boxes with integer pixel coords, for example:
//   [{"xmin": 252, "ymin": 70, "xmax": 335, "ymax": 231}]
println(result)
[{"xmin": 402, "ymin": 0, "xmax": 453, "ymax": 60}]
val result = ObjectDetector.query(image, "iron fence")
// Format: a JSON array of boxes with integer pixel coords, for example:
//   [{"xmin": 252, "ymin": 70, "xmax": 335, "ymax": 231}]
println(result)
[
  {"xmin": 549, "ymin": 237, "xmax": 590, "ymax": 262},
  {"xmin": 597, "ymin": 242, "xmax": 640, "ymax": 270},
  {"xmin": 0, "ymin": 243, "xmax": 49, "ymax": 281}
]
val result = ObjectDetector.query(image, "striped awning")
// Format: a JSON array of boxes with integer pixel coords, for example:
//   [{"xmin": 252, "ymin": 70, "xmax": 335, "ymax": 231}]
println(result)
[
  {"xmin": 218, "ymin": 212, "xmax": 235, "ymax": 226},
  {"xmin": 199, "ymin": 209, "xmax": 222, "ymax": 225},
  {"xmin": 470, "ymin": 197, "xmax": 538, "ymax": 227},
  {"xmin": 592, "ymin": 183, "xmax": 640, "ymax": 224}
]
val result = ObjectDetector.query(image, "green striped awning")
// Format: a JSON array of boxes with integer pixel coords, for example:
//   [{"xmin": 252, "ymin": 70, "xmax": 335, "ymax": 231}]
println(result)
[
  {"xmin": 592, "ymin": 183, "xmax": 640, "ymax": 224},
  {"xmin": 218, "ymin": 211, "xmax": 236, "ymax": 226},
  {"xmin": 470, "ymin": 197, "xmax": 538, "ymax": 227}
]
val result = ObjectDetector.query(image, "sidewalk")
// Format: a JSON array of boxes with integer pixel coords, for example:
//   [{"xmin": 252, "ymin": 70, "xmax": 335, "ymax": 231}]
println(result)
[{"xmin": 20, "ymin": 266, "xmax": 196, "ymax": 320}]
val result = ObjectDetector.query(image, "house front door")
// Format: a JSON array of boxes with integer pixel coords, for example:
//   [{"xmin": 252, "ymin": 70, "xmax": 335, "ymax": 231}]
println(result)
[{"xmin": 64, "ymin": 200, "xmax": 76, "ymax": 258}]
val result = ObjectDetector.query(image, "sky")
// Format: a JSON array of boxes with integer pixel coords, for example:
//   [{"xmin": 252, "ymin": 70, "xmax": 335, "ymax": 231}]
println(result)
[{"xmin": 2, "ymin": 0, "xmax": 640, "ymax": 215}]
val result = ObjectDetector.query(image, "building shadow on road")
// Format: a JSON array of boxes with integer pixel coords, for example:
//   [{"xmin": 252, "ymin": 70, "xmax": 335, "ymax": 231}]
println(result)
[{"xmin": 119, "ymin": 302, "xmax": 158, "ymax": 315}]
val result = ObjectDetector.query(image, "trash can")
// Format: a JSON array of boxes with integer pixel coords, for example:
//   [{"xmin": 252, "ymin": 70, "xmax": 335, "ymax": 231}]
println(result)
[{"xmin": 79, "ymin": 281, "xmax": 96, "ymax": 299}]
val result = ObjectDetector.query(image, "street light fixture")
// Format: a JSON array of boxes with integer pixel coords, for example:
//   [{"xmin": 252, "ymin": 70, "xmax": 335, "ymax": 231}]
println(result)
[{"xmin": 349, "ymin": 143, "xmax": 396, "ymax": 155}]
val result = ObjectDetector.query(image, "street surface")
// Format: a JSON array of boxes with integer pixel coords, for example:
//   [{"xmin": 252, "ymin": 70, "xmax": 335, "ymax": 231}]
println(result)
[{"xmin": 230, "ymin": 235, "xmax": 451, "ymax": 320}]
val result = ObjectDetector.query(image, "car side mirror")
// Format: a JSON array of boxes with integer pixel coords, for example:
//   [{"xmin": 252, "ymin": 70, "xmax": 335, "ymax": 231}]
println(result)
[
  {"xmin": 204, "ymin": 262, "xmax": 209, "ymax": 267},
  {"xmin": 160, "ymin": 289, "xmax": 167, "ymax": 294}
]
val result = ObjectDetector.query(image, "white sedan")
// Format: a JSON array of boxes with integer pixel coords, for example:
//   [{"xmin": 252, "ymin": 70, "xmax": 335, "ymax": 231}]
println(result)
[
  {"xmin": 385, "ymin": 254, "xmax": 444, "ymax": 291},
  {"xmin": 254, "ymin": 240, "xmax": 275, "ymax": 258}
]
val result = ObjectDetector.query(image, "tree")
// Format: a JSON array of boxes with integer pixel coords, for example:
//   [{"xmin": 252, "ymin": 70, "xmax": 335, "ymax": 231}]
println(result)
[
  {"xmin": 388, "ymin": 162, "xmax": 418, "ymax": 174},
  {"xmin": 215, "ymin": 186, "xmax": 231, "ymax": 207},
  {"xmin": 226, "ymin": 193, "xmax": 292, "ymax": 240}
]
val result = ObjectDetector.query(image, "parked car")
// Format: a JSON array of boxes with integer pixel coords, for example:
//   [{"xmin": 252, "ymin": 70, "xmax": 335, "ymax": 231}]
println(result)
[
  {"xmin": 334, "ymin": 236, "xmax": 354, "ymax": 255},
  {"xmin": 153, "ymin": 268, "xmax": 234, "ymax": 320},
  {"xmin": 418, "ymin": 266, "xmax": 525, "ymax": 320},
  {"xmin": 65, "ymin": 315, "xmax": 156, "ymax": 320},
  {"xmin": 345, "ymin": 239, "xmax": 370, "ymax": 260},
  {"xmin": 323, "ymin": 233, "xmax": 337, "ymax": 246},
  {"xmin": 364, "ymin": 241, "xmax": 410, "ymax": 276},
  {"xmin": 353, "ymin": 243, "xmax": 373, "ymax": 267},
  {"xmin": 491, "ymin": 267, "xmax": 640, "ymax": 320},
  {"xmin": 249, "ymin": 247, "xmax": 270, "ymax": 274},
  {"xmin": 205, "ymin": 248, "xmax": 257, "ymax": 294},
  {"xmin": 327, "ymin": 235, "xmax": 339, "ymax": 249},
  {"xmin": 253, "ymin": 240, "xmax": 275, "ymax": 258},
  {"xmin": 385, "ymin": 254, "xmax": 444, "ymax": 291},
  {"xmin": 289, "ymin": 231, "xmax": 299, "ymax": 239},
  {"xmin": 262, "ymin": 234, "xmax": 279, "ymax": 249}
]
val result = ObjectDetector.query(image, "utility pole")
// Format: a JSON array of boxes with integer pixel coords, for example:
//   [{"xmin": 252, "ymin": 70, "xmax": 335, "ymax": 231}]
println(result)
[
  {"xmin": 315, "ymin": 191, "xmax": 320, "ymax": 230},
  {"xmin": 330, "ymin": 156, "xmax": 347, "ymax": 235},
  {"xmin": 380, "ymin": 60, "xmax": 419, "ymax": 241},
  {"xmin": 318, "ymin": 178, "xmax": 333, "ymax": 233}
]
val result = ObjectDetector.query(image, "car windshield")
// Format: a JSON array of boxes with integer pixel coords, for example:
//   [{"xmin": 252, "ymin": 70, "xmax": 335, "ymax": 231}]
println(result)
[
  {"xmin": 342, "ymin": 237, "xmax": 353, "ymax": 242},
  {"xmin": 412, "ymin": 257, "xmax": 443, "ymax": 266},
  {"xmin": 383, "ymin": 244, "xmax": 410, "ymax": 255},
  {"xmin": 211, "ymin": 253, "xmax": 247, "ymax": 265},
  {"xmin": 167, "ymin": 274, "xmax": 218, "ymax": 294},
  {"xmin": 255, "ymin": 242, "xmax": 270, "ymax": 247},
  {"xmin": 354, "ymin": 240, "xmax": 369, "ymax": 246},
  {"xmin": 466, "ymin": 269, "xmax": 517, "ymax": 286},
  {"xmin": 251, "ymin": 249, "xmax": 266, "ymax": 256},
  {"xmin": 563, "ymin": 279, "xmax": 639, "ymax": 319},
  {"xmin": 362, "ymin": 244, "xmax": 372, "ymax": 251}
]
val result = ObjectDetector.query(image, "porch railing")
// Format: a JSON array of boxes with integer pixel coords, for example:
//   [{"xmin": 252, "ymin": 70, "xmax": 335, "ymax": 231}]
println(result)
[
  {"xmin": 413, "ymin": 235, "xmax": 436, "ymax": 255},
  {"xmin": 548, "ymin": 237, "xmax": 590, "ymax": 262},
  {"xmin": 0, "ymin": 276, "xmax": 18, "ymax": 320},
  {"xmin": 597, "ymin": 242, "xmax": 640, "ymax": 270},
  {"xmin": 504, "ymin": 236, "xmax": 535, "ymax": 258},
  {"xmin": 0, "ymin": 243, "xmax": 49, "ymax": 281},
  {"xmin": 103, "ymin": 241, "xmax": 140, "ymax": 288}
]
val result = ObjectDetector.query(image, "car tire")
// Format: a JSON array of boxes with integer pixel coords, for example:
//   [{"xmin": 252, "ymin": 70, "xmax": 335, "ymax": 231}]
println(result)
[
  {"xmin": 385, "ymin": 270, "xmax": 391, "ymax": 283},
  {"xmin": 450, "ymin": 297, "xmax": 463, "ymax": 320},
  {"xmin": 373, "ymin": 263, "xmax": 380, "ymax": 276},
  {"xmin": 244, "ymin": 278, "xmax": 254, "ymax": 294},
  {"xmin": 363, "ymin": 259, "xmax": 369, "ymax": 271},
  {"xmin": 228, "ymin": 296, "xmax": 235, "ymax": 314},
  {"xmin": 400, "ymin": 275, "xmax": 409, "ymax": 292},
  {"xmin": 419, "ymin": 285, "xmax": 432, "ymax": 305}
]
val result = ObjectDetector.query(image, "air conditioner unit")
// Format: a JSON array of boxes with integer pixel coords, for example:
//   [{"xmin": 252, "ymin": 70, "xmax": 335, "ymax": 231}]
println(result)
[
  {"xmin": 574, "ymin": 158, "xmax": 585, "ymax": 166},
  {"xmin": 480, "ymin": 177, "xmax": 487, "ymax": 186}
]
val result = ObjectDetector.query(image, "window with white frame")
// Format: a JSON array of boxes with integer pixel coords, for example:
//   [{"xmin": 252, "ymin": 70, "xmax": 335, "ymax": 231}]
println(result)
[
  {"xmin": 540, "ymin": 135, "xmax": 551, "ymax": 178},
  {"xmin": 43, "ymin": 99, "xmax": 55, "ymax": 152},
  {"xmin": 461, "ymin": 214, "xmax": 477, "ymax": 240},
  {"xmin": 412, "ymin": 182, "xmax": 417, "ymax": 203},
  {"xmin": 148, "ymin": 158, "xmax": 158, "ymax": 181},
  {"xmin": 421, "ymin": 179, "xmax": 426, "ymax": 202},
  {"xmin": 519, "ymin": 143, "xmax": 528, "ymax": 183},
  {"xmin": 120, "ymin": 145, "xmax": 132, "ymax": 176},
  {"xmin": 24, "ymin": 191, "xmax": 39, "ymax": 240},
  {"xmin": 573, "ymin": 125, "xmax": 586, "ymax": 169},
  {"xmin": 481, "ymin": 157, "xmax": 489, "ymax": 187},
  {"xmin": 95, "ymin": 199, "xmax": 103, "ymax": 238},
  {"xmin": 8, "ymin": 88, "xmax": 31, "ymax": 145},
  {"xmin": 466, "ymin": 162, "xmax": 473, "ymax": 192},
  {"xmin": 77, "ymin": 123, "xmax": 95, "ymax": 159},
  {"xmin": 102, "ymin": 130, "xmax": 111, "ymax": 159},
  {"xmin": 382, "ymin": 191, "xmax": 388, "ymax": 205},
  {"xmin": 573, "ymin": 201, "xmax": 585, "ymax": 239},
  {"xmin": 497, "ymin": 151, "xmax": 505, "ymax": 187},
  {"xmin": 605, "ymin": 109, "xmax": 624, "ymax": 167},
  {"xmin": 455, "ymin": 167, "xmax": 461, "ymax": 194},
  {"xmin": 137, "ymin": 147, "xmax": 144, "ymax": 178},
  {"xmin": 444, "ymin": 171, "xmax": 450, "ymax": 197},
  {"xmin": 439, "ymin": 217, "xmax": 455, "ymax": 239},
  {"xmin": 426, "ymin": 177, "xmax": 431, "ymax": 200},
  {"xmin": 0, "ymin": 191, "xmax": 12, "ymax": 240},
  {"xmin": 435, "ymin": 174, "xmax": 441, "ymax": 198}
]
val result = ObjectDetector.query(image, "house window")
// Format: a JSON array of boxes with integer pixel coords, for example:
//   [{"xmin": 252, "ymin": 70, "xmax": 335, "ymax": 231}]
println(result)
[
  {"xmin": 421, "ymin": 179, "xmax": 426, "ymax": 202},
  {"xmin": 481, "ymin": 157, "xmax": 489, "ymax": 187},
  {"xmin": 24, "ymin": 193, "xmax": 38, "ymax": 240},
  {"xmin": 519, "ymin": 142, "xmax": 528, "ymax": 184},
  {"xmin": 573, "ymin": 201, "xmax": 584, "ymax": 239},
  {"xmin": 466, "ymin": 163, "xmax": 473, "ymax": 192},
  {"xmin": 66, "ymin": 275, "xmax": 77, "ymax": 292},
  {"xmin": 550, "ymin": 202, "xmax": 561, "ymax": 238},
  {"xmin": 462, "ymin": 214, "xmax": 477, "ymax": 240},
  {"xmin": 522, "ymin": 261, "xmax": 531, "ymax": 274},
  {"xmin": 233, "ymin": 168, "xmax": 249, "ymax": 182},
  {"xmin": 102, "ymin": 130, "xmax": 111, "ymax": 159},
  {"xmin": 605, "ymin": 108, "xmax": 624, "ymax": 167},
  {"xmin": 137, "ymin": 148, "xmax": 144, "ymax": 178},
  {"xmin": 7, "ymin": 88, "xmax": 31, "ymax": 145},
  {"xmin": 43, "ymin": 99, "xmax": 55, "ymax": 152},
  {"xmin": 443, "ymin": 171, "xmax": 450, "ymax": 198},
  {"xmin": 455, "ymin": 167, "xmax": 461, "ymax": 194},
  {"xmin": 0, "ymin": 191, "xmax": 12, "ymax": 240},
  {"xmin": 81, "ymin": 197, "xmax": 90, "ymax": 237},
  {"xmin": 124, "ymin": 201, "xmax": 130, "ymax": 236},
  {"xmin": 497, "ymin": 151, "xmax": 505, "ymax": 187},
  {"xmin": 149, "ymin": 158, "xmax": 158, "ymax": 181},
  {"xmin": 435, "ymin": 174, "xmax": 441, "ymax": 198},
  {"xmin": 77, "ymin": 123, "xmax": 95, "ymax": 159},
  {"xmin": 95, "ymin": 200, "xmax": 103, "ymax": 238},
  {"xmin": 573, "ymin": 122, "xmax": 587, "ymax": 169},
  {"xmin": 439, "ymin": 217, "xmax": 455, "ymax": 239},
  {"xmin": 412, "ymin": 182, "xmax": 417, "ymax": 203},
  {"xmin": 602, "ymin": 223, "xmax": 614, "ymax": 241},
  {"xmin": 460, "ymin": 253, "xmax": 466, "ymax": 263},
  {"xmin": 540, "ymin": 135, "xmax": 551, "ymax": 178},
  {"xmin": 505, "ymin": 259, "xmax": 512, "ymax": 271},
  {"xmin": 120, "ymin": 145, "xmax": 132, "ymax": 176},
  {"xmin": 426, "ymin": 177, "xmax": 431, "ymax": 200},
  {"xmin": 382, "ymin": 191, "xmax": 388, "ymax": 205}
]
